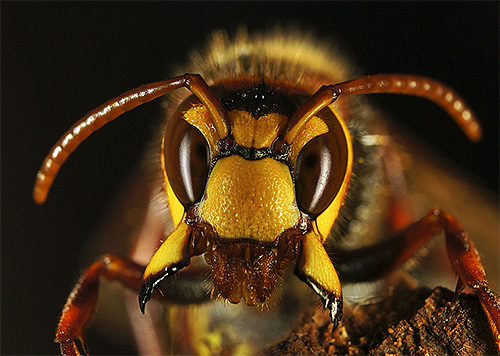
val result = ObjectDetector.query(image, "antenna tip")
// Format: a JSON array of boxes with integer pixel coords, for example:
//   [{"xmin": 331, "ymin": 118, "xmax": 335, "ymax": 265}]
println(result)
[
  {"xmin": 33, "ymin": 172, "xmax": 49, "ymax": 205},
  {"xmin": 467, "ymin": 121, "xmax": 482, "ymax": 142}
]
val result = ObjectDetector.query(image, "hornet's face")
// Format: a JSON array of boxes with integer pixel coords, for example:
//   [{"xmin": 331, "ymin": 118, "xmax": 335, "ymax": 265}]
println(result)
[
  {"xmin": 140, "ymin": 80, "xmax": 351, "ymax": 317},
  {"xmin": 199, "ymin": 154, "xmax": 301, "ymax": 305}
]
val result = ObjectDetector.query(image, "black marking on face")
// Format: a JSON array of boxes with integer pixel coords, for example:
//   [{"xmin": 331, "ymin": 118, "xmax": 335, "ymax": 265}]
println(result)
[
  {"xmin": 216, "ymin": 136, "xmax": 290, "ymax": 162},
  {"xmin": 221, "ymin": 81, "xmax": 297, "ymax": 118}
]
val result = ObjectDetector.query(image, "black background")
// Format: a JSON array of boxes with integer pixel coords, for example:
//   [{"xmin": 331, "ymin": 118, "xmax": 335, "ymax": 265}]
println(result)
[{"xmin": 2, "ymin": 2, "xmax": 498, "ymax": 355}]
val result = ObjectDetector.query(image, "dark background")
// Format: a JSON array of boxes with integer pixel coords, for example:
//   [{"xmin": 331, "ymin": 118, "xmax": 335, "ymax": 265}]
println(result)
[{"xmin": 2, "ymin": 2, "xmax": 498, "ymax": 355}]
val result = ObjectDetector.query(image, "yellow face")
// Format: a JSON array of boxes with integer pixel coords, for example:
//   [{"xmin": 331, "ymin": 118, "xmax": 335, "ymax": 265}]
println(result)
[
  {"xmin": 144, "ymin": 82, "xmax": 352, "ymax": 309},
  {"xmin": 199, "ymin": 155, "xmax": 299, "ymax": 242}
]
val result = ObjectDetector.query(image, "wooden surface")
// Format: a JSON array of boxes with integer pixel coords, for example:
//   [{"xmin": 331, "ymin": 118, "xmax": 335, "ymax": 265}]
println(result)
[{"xmin": 265, "ymin": 277, "xmax": 498, "ymax": 355}]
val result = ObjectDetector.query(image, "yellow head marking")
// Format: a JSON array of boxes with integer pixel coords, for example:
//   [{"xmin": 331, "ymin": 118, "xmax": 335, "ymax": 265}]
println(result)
[
  {"xmin": 161, "ymin": 134, "xmax": 184, "ymax": 226},
  {"xmin": 183, "ymin": 104, "xmax": 220, "ymax": 155},
  {"xmin": 198, "ymin": 156, "xmax": 300, "ymax": 242},
  {"xmin": 230, "ymin": 110, "xmax": 286, "ymax": 148},
  {"xmin": 289, "ymin": 115, "xmax": 329, "ymax": 164}
]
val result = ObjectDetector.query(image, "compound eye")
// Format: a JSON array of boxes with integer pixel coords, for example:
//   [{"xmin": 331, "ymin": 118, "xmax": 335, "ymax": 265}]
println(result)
[
  {"xmin": 164, "ymin": 119, "xmax": 210, "ymax": 207},
  {"xmin": 295, "ymin": 131, "xmax": 347, "ymax": 219}
]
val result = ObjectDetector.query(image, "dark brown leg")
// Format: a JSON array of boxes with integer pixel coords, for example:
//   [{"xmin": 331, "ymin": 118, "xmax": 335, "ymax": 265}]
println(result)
[
  {"xmin": 334, "ymin": 209, "xmax": 500, "ymax": 348},
  {"xmin": 56, "ymin": 254, "xmax": 145, "ymax": 356}
]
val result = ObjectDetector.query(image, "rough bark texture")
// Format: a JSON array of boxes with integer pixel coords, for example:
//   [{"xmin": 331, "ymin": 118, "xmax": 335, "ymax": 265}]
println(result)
[{"xmin": 265, "ymin": 279, "xmax": 498, "ymax": 355}]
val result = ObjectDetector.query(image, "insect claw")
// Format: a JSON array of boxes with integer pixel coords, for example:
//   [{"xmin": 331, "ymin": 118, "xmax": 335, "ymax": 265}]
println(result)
[
  {"xmin": 328, "ymin": 294, "xmax": 343, "ymax": 331},
  {"xmin": 138, "ymin": 279, "xmax": 153, "ymax": 314},
  {"xmin": 139, "ymin": 264, "xmax": 185, "ymax": 314},
  {"xmin": 295, "ymin": 231, "xmax": 344, "ymax": 330}
]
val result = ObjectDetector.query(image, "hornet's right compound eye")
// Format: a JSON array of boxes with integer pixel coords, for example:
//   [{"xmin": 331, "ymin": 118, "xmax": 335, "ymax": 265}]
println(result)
[
  {"xmin": 294, "ymin": 130, "xmax": 347, "ymax": 219},
  {"xmin": 164, "ymin": 118, "xmax": 210, "ymax": 207}
]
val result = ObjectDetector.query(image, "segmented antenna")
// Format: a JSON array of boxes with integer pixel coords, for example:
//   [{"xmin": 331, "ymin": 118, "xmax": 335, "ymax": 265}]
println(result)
[
  {"xmin": 282, "ymin": 74, "xmax": 480, "ymax": 144},
  {"xmin": 33, "ymin": 74, "xmax": 229, "ymax": 204}
]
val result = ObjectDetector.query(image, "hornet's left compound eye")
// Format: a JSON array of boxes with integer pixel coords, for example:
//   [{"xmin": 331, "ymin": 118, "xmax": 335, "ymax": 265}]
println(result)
[{"xmin": 164, "ymin": 118, "xmax": 210, "ymax": 207}]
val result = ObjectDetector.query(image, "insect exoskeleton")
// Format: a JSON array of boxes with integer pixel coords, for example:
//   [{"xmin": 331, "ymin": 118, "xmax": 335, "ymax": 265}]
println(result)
[{"xmin": 34, "ymin": 29, "xmax": 499, "ymax": 355}]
